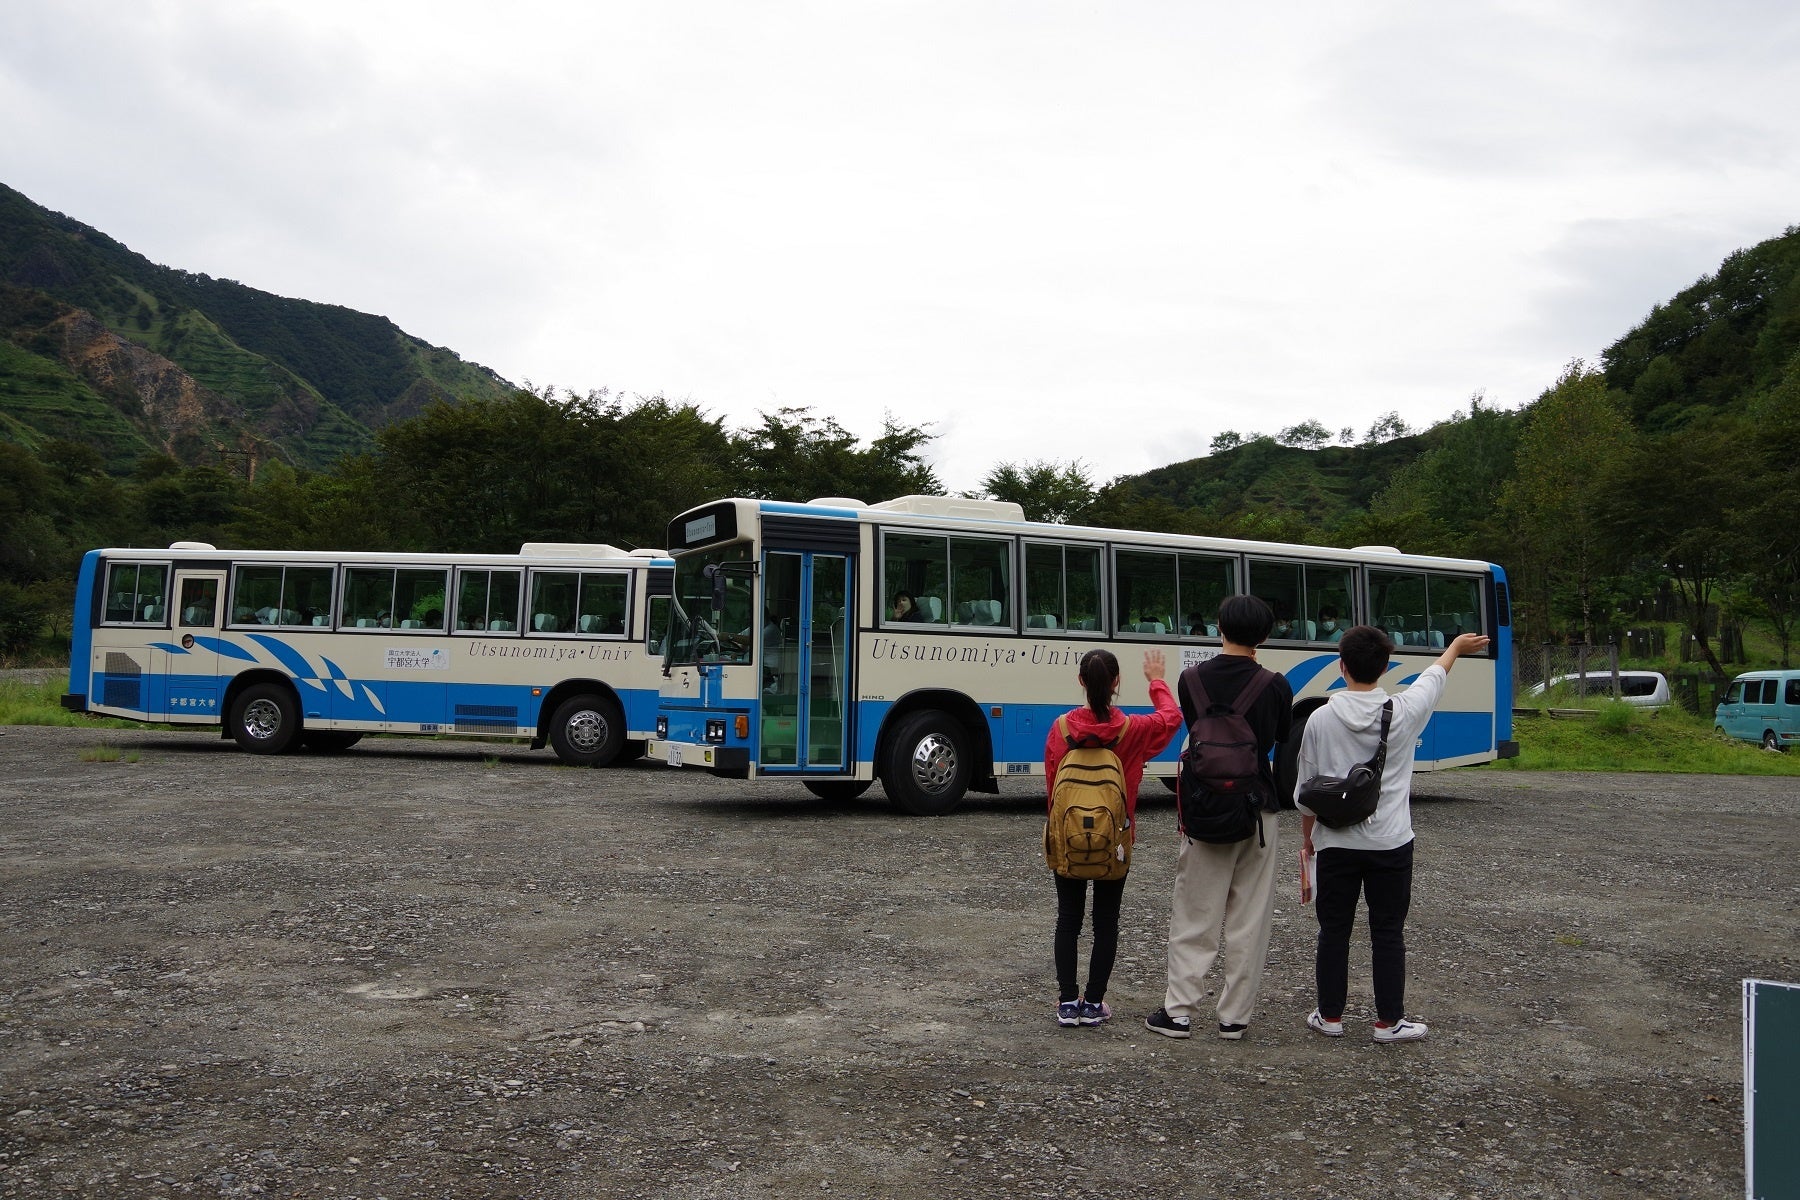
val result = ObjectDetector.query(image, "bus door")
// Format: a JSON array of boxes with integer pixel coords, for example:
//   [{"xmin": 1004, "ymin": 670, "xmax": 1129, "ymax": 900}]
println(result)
[
  {"xmin": 164, "ymin": 570, "xmax": 225, "ymax": 719},
  {"xmin": 759, "ymin": 549, "xmax": 853, "ymax": 773}
]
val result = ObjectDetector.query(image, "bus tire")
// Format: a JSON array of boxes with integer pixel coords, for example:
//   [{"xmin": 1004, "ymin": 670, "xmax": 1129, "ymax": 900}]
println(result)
[
  {"xmin": 230, "ymin": 682, "xmax": 300, "ymax": 755},
  {"xmin": 882, "ymin": 711, "xmax": 970, "ymax": 816},
  {"xmin": 302, "ymin": 731, "xmax": 363, "ymax": 753},
  {"xmin": 549, "ymin": 693, "xmax": 624, "ymax": 767},
  {"xmin": 804, "ymin": 779, "xmax": 873, "ymax": 802}
]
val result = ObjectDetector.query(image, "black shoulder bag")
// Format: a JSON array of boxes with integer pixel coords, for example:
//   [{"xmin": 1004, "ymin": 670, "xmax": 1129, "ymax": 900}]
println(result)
[{"xmin": 1297, "ymin": 700, "xmax": 1392, "ymax": 830}]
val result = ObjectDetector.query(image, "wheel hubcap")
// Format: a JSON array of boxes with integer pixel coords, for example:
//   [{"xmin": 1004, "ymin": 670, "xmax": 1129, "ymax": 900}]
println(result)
[
  {"xmin": 909, "ymin": 733, "xmax": 958, "ymax": 794},
  {"xmin": 567, "ymin": 710, "xmax": 607, "ymax": 754},
  {"xmin": 244, "ymin": 698, "xmax": 282, "ymax": 741}
]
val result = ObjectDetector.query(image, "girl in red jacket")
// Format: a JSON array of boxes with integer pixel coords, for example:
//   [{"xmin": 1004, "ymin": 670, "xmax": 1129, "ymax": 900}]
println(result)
[{"xmin": 1045, "ymin": 648, "xmax": 1184, "ymax": 1025}]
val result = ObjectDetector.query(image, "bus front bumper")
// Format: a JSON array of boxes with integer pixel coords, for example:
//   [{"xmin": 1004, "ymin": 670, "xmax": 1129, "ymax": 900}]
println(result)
[{"xmin": 647, "ymin": 740, "xmax": 750, "ymax": 772}]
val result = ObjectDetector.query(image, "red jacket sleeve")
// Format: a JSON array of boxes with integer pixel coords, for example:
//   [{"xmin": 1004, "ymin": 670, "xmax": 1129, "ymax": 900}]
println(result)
[{"xmin": 1121, "ymin": 678, "xmax": 1184, "ymax": 766}]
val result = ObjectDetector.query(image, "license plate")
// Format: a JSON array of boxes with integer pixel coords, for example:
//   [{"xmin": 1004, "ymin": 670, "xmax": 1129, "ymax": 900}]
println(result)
[{"xmin": 665, "ymin": 744, "xmax": 684, "ymax": 767}]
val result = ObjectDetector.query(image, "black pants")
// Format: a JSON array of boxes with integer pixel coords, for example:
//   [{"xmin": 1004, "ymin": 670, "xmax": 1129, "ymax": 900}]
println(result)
[
  {"xmin": 1314, "ymin": 840, "xmax": 1415, "ymax": 1025},
  {"xmin": 1054, "ymin": 874, "xmax": 1126, "ymax": 1004}
]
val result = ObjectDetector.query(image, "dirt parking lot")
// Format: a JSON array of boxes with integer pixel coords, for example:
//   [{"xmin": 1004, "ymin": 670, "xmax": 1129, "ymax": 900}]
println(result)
[{"xmin": 1, "ymin": 724, "xmax": 1794, "ymax": 1199}]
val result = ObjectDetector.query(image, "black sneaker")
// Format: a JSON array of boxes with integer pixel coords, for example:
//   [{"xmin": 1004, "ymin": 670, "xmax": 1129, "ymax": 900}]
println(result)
[
  {"xmin": 1144, "ymin": 1007, "xmax": 1191, "ymax": 1039},
  {"xmin": 1217, "ymin": 1022, "xmax": 1248, "ymax": 1040}
]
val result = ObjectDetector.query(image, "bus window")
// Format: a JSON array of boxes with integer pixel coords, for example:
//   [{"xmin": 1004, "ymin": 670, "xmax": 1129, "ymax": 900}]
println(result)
[
  {"xmin": 949, "ymin": 537, "xmax": 1011, "ymax": 628},
  {"xmin": 1114, "ymin": 550, "xmax": 1176, "ymax": 635},
  {"xmin": 178, "ymin": 578, "xmax": 218, "ymax": 627},
  {"xmin": 883, "ymin": 532, "xmax": 949, "ymax": 624},
  {"xmin": 343, "ymin": 568, "xmax": 395, "ymax": 628},
  {"xmin": 104, "ymin": 562, "xmax": 169, "ymax": 624},
  {"xmin": 1023, "ymin": 542, "xmax": 1103, "ymax": 632},
  {"xmin": 394, "ymin": 569, "xmax": 446, "ymax": 630},
  {"xmin": 1369, "ymin": 569, "xmax": 1484, "ymax": 649},
  {"xmin": 457, "ymin": 569, "xmax": 521, "ymax": 631},
  {"xmin": 232, "ymin": 564, "xmax": 336, "ymax": 626},
  {"xmin": 1304, "ymin": 565, "xmax": 1355, "ymax": 642},
  {"xmin": 530, "ymin": 572, "xmax": 579, "ymax": 633},
  {"xmin": 576, "ymin": 572, "xmax": 629, "ymax": 635},
  {"xmin": 1248, "ymin": 560, "xmax": 1304, "ymax": 640},
  {"xmin": 646, "ymin": 594, "xmax": 671, "ymax": 656},
  {"xmin": 1177, "ymin": 553, "xmax": 1236, "ymax": 636}
]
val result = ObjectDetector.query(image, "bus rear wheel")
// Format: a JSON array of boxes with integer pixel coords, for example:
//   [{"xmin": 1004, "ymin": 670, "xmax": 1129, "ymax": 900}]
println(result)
[
  {"xmin": 882, "ymin": 711, "xmax": 970, "ymax": 816},
  {"xmin": 549, "ymin": 693, "xmax": 625, "ymax": 767},
  {"xmin": 804, "ymin": 779, "xmax": 873, "ymax": 802},
  {"xmin": 230, "ymin": 683, "xmax": 300, "ymax": 755}
]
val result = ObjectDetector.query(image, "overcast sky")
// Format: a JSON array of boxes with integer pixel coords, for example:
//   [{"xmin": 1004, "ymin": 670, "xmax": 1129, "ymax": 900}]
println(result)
[{"xmin": 5, "ymin": 1, "xmax": 1797, "ymax": 493}]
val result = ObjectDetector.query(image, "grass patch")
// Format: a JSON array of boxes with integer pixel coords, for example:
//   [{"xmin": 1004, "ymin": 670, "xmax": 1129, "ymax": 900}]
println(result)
[
  {"xmin": 0, "ymin": 675, "xmax": 164, "ymax": 731},
  {"xmin": 1496, "ymin": 702, "xmax": 1800, "ymax": 774},
  {"xmin": 78, "ymin": 744, "xmax": 138, "ymax": 763}
]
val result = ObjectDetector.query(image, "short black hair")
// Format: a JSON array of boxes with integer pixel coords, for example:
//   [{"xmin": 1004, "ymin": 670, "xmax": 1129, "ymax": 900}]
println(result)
[
  {"xmin": 1337, "ymin": 624, "xmax": 1394, "ymax": 684},
  {"xmin": 1217, "ymin": 594, "xmax": 1275, "ymax": 646}
]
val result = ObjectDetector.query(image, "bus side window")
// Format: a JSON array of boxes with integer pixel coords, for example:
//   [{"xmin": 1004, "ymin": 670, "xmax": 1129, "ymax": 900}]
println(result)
[{"xmin": 179, "ymin": 580, "xmax": 218, "ymax": 627}]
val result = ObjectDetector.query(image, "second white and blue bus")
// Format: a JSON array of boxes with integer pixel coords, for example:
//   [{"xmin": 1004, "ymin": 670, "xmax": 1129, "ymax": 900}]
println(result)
[{"xmin": 64, "ymin": 541, "xmax": 673, "ymax": 765}]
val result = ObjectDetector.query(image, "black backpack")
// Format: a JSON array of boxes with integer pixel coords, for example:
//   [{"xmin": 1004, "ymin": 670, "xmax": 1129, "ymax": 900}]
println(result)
[{"xmin": 1177, "ymin": 669, "xmax": 1277, "ymax": 845}]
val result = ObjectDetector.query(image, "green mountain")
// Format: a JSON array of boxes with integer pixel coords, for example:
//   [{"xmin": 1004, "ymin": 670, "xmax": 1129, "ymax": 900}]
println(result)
[{"xmin": 0, "ymin": 182, "xmax": 513, "ymax": 472}]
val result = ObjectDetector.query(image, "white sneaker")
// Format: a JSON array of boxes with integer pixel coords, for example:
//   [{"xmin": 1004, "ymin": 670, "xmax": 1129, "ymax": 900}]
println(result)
[
  {"xmin": 1306, "ymin": 1009, "xmax": 1344, "ymax": 1038},
  {"xmin": 1372, "ymin": 1018, "xmax": 1428, "ymax": 1043}
]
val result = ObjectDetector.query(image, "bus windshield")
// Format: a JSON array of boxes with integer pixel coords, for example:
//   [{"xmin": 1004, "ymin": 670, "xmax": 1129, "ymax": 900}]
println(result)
[{"xmin": 668, "ymin": 541, "xmax": 755, "ymax": 666}]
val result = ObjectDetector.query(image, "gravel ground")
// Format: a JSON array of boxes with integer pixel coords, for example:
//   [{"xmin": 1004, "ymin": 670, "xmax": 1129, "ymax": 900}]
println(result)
[{"xmin": 1, "ymin": 723, "xmax": 1794, "ymax": 1199}]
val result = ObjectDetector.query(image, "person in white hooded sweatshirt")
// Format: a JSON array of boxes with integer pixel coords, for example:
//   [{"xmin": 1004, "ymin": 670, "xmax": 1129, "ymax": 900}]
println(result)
[{"xmin": 1296, "ymin": 624, "xmax": 1490, "ymax": 1043}]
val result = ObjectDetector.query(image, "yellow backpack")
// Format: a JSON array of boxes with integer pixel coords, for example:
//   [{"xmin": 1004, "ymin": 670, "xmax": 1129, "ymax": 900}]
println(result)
[{"xmin": 1044, "ymin": 715, "xmax": 1132, "ymax": 880}]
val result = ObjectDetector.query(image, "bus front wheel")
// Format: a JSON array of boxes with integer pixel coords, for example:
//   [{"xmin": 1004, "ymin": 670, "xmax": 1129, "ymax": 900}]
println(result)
[
  {"xmin": 549, "ymin": 693, "xmax": 625, "ymax": 767},
  {"xmin": 882, "ymin": 711, "xmax": 970, "ymax": 816},
  {"xmin": 230, "ymin": 683, "xmax": 300, "ymax": 755}
]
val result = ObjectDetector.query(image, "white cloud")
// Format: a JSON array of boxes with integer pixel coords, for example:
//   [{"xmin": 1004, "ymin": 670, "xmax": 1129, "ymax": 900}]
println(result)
[{"xmin": 4, "ymin": 0, "xmax": 1797, "ymax": 493}]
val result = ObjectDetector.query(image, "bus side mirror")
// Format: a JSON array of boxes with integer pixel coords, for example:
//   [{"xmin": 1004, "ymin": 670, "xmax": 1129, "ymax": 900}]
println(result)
[{"xmin": 703, "ymin": 564, "xmax": 725, "ymax": 613}]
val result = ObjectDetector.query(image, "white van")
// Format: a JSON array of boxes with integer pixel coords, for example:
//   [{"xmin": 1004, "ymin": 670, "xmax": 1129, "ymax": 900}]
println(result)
[
  {"xmin": 1525, "ymin": 670, "xmax": 1671, "ymax": 708},
  {"xmin": 1715, "ymin": 670, "xmax": 1800, "ymax": 751}
]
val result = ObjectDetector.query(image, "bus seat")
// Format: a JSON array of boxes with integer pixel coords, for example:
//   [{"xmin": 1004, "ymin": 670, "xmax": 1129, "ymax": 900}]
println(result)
[
  {"xmin": 962, "ymin": 599, "xmax": 1001, "ymax": 625},
  {"xmin": 312, "ymin": 614, "xmax": 329, "ymax": 626},
  {"xmin": 919, "ymin": 596, "xmax": 943, "ymax": 622},
  {"xmin": 1301, "ymin": 620, "xmax": 1317, "ymax": 639},
  {"xmin": 1428, "ymin": 630, "xmax": 1445, "ymax": 648},
  {"xmin": 356, "ymin": 618, "xmax": 378, "ymax": 628},
  {"xmin": 399, "ymin": 618, "xmax": 424, "ymax": 629},
  {"xmin": 488, "ymin": 619, "xmax": 514, "ymax": 631},
  {"xmin": 1026, "ymin": 613, "xmax": 1058, "ymax": 629},
  {"xmin": 1135, "ymin": 621, "xmax": 1165, "ymax": 634},
  {"xmin": 459, "ymin": 618, "xmax": 484, "ymax": 630},
  {"xmin": 534, "ymin": 613, "xmax": 558, "ymax": 632},
  {"xmin": 142, "ymin": 604, "xmax": 164, "ymax": 621},
  {"xmin": 579, "ymin": 614, "xmax": 602, "ymax": 633},
  {"xmin": 183, "ymin": 605, "xmax": 206, "ymax": 625},
  {"xmin": 279, "ymin": 609, "xmax": 301, "ymax": 625}
]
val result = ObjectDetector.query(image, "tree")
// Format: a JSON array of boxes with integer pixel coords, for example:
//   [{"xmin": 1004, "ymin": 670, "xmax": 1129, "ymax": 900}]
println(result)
[
  {"xmin": 731, "ymin": 408, "xmax": 940, "ymax": 503},
  {"xmin": 1498, "ymin": 363, "xmax": 1634, "ymax": 644},
  {"xmin": 1362, "ymin": 411, "xmax": 1412, "ymax": 444},
  {"xmin": 978, "ymin": 460, "xmax": 1096, "ymax": 524},
  {"xmin": 1210, "ymin": 431, "xmax": 1245, "ymax": 454},
  {"xmin": 1602, "ymin": 417, "xmax": 1747, "ymax": 677},
  {"xmin": 1276, "ymin": 420, "xmax": 1331, "ymax": 449}
]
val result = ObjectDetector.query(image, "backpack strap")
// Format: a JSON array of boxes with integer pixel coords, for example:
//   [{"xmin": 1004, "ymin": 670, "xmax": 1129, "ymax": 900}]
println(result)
[{"xmin": 1234, "ymin": 668, "xmax": 1277, "ymax": 714}]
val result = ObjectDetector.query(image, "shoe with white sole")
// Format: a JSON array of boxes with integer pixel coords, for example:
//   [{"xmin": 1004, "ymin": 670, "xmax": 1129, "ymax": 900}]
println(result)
[
  {"xmin": 1372, "ymin": 1018, "xmax": 1428, "ymax": 1043},
  {"xmin": 1306, "ymin": 1009, "xmax": 1345, "ymax": 1038}
]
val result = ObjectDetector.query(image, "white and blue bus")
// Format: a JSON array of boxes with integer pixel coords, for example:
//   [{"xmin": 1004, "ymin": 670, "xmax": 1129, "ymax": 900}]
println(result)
[
  {"xmin": 64, "ymin": 541, "xmax": 673, "ymax": 765},
  {"xmin": 650, "ymin": 495, "xmax": 1516, "ymax": 813}
]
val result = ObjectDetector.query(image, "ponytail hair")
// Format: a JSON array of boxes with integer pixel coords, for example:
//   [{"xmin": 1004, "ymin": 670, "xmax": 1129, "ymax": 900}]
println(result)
[{"xmin": 1078, "ymin": 649, "xmax": 1121, "ymax": 720}]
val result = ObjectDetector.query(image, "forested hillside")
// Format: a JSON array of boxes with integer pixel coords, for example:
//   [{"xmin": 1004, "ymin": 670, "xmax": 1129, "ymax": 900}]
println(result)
[
  {"xmin": 1, "ymin": 181, "xmax": 1795, "ymax": 674},
  {"xmin": 0, "ymin": 183, "xmax": 511, "ymax": 473}
]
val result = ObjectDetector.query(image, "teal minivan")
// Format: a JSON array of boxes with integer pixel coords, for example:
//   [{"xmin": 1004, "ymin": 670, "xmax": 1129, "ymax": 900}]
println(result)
[{"xmin": 1714, "ymin": 670, "xmax": 1800, "ymax": 751}]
